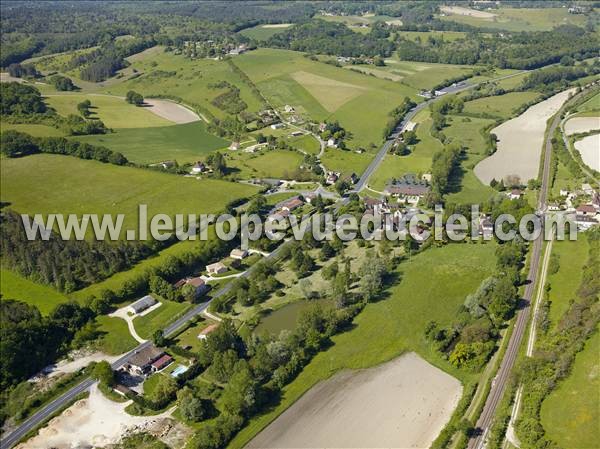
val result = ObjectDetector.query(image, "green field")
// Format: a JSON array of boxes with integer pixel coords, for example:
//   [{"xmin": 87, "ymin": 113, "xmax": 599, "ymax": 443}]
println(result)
[
  {"xmin": 95, "ymin": 315, "xmax": 138, "ymax": 354},
  {"xmin": 463, "ymin": 91, "xmax": 541, "ymax": 119},
  {"xmin": 103, "ymin": 47, "xmax": 265, "ymax": 120},
  {"xmin": 544, "ymin": 238, "xmax": 589, "ymax": 328},
  {"xmin": 75, "ymin": 121, "xmax": 228, "ymax": 164},
  {"xmin": 227, "ymin": 148, "xmax": 305, "ymax": 179},
  {"xmin": 0, "ymin": 122, "xmax": 66, "ymax": 137},
  {"xmin": 397, "ymin": 30, "xmax": 468, "ymax": 42},
  {"xmin": 0, "ymin": 268, "xmax": 70, "ymax": 315},
  {"xmin": 229, "ymin": 242, "xmax": 497, "ymax": 448},
  {"xmin": 0, "ymin": 154, "xmax": 258, "ymax": 237},
  {"xmin": 320, "ymin": 148, "xmax": 373, "ymax": 176},
  {"xmin": 134, "ymin": 298, "xmax": 192, "ymax": 340},
  {"xmin": 576, "ymin": 91, "xmax": 600, "ymax": 113},
  {"xmin": 369, "ymin": 110, "xmax": 443, "ymax": 190},
  {"xmin": 234, "ymin": 48, "xmax": 419, "ymax": 150},
  {"xmin": 238, "ymin": 24, "xmax": 292, "ymax": 41},
  {"xmin": 440, "ymin": 7, "xmax": 588, "ymax": 32},
  {"xmin": 541, "ymin": 329, "xmax": 600, "ymax": 448},
  {"xmin": 45, "ymin": 94, "xmax": 173, "ymax": 129}
]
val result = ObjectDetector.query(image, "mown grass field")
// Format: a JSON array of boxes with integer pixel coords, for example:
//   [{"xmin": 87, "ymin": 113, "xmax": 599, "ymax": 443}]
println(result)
[
  {"xmin": 369, "ymin": 110, "xmax": 442, "ymax": 191},
  {"xmin": 320, "ymin": 148, "xmax": 373, "ymax": 176},
  {"xmin": 541, "ymin": 329, "xmax": 600, "ymax": 448},
  {"xmin": 234, "ymin": 48, "xmax": 420, "ymax": 150},
  {"xmin": 439, "ymin": 7, "xmax": 588, "ymax": 32},
  {"xmin": 75, "ymin": 121, "xmax": 228, "ymax": 164},
  {"xmin": 134, "ymin": 298, "xmax": 192, "ymax": 340},
  {"xmin": 95, "ymin": 315, "xmax": 138, "ymax": 355},
  {"xmin": 226, "ymin": 149, "xmax": 305, "ymax": 179},
  {"xmin": 0, "ymin": 122, "xmax": 66, "ymax": 137},
  {"xmin": 397, "ymin": 30, "xmax": 468, "ymax": 42},
  {"xmin": 463, "ymin": 91, "xmax": 541, "ymax": 119},
  {"xmin": 576, "ymin": 91, "xmax": 600, "ymax": 113},
  {"xmin": 0, "ymin": 268, "xmax": 70, "ymax": 315},
  {"xmin": 544, "ymin": 238, "xmax": 589, "ymax": 328},
  {"xmin": 238, "ymin": 24, "xmax": 292, "ymax": 41},
  {"xmin": 102, "ymin": 47, "xmax": 264, "ymax": 119},
  {"xmin": 229, "ymin": 242, "xmax": 497, "ymax": 448},
  {"xmin": 0, "ymin": 154, "xmax": 258, "ymax": 238},
  {"xmin": 45, "ymin": 94, "xmax": 173, "ymax": 129}
]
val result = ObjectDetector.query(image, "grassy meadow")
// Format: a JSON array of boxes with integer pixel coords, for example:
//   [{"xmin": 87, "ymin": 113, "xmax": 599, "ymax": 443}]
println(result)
[
  {"xmin": 75, "ymin": 121, "xmax": 228, "ymax": 164},
  {"xmin": 0, "ymin": 154, "xmax": 258, "ymax": 237},
  {"xmin": 45, "ymin": 94, "xmax": 173, "ymax": 129},
  {"xmin": 134, "ymin": 298, "xmax": 192, "ymax": 340},
  {"xmin": 226, "ymin": 148, "xmax": 305, "ymax": 179},
  {"xmin": 234, "ymin": 48, "xmax": 420, "ymax": 150},
  {"xmin": 95, "ymin": 315, "xmax": 138, "ymax": 355},
  {"xmin": 0, "ymin": 268, "xmax": 71, "ymax": 315},
  {"xmin": 463, "ymin": 91, "xmax": 541, "ymax": 119},
  {"xmin": 0, "ymin": 122, "xmax": 66, "ymax": 137},
  {"xmin": 540, "ymin": 329, "xmax": 600, "ymax": 448},
  {"xmin": 229, "ymin": 242, "xmax": 497, "ymax": 448},
  {"xmin": 238, "ymin": 24, "xmax": 292, "ymax": 41}
]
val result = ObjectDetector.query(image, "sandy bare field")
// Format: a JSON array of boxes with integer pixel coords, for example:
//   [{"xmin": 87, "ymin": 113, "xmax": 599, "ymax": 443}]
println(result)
[
  {"xmin": 440, "ymin": 5, "xmax": 496, "ymax": 19},
  {"xmin": 0, "ymin": 72, "xmax": 25, "ymax": 83},
  {"xmin": 143, "ymin": 99, "xmax": 200, "ymax": 124},
  {"xmin": 564, "ymin": 116, "xmax": 600, "ymax": 136},
  {"xmin": 262, "ymin": 23, "xmax": 292, "ymax": 28},
  {"xmin": 247, "ymin": 352, "xmax": 463, "ymax": 449},
  {"xmin": 475, "ymin": 88, "xmax": 576, "ymax": 185},
  {"xmin": 574, "ymin": 134, "xmax": 600, "ymax": 172},
  {"xmin": 17, "ymin": 384, "xmax": 174, "ymax": 449}
]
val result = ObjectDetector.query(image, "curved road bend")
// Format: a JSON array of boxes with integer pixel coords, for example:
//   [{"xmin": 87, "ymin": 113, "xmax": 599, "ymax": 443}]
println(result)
[
  {"xmin": 467, "ymin": 87, "xmax": 590, "ymax": 449},
  {"xmin": 0, "ymin": 241, "xmax": 290, "ymax": 449}
]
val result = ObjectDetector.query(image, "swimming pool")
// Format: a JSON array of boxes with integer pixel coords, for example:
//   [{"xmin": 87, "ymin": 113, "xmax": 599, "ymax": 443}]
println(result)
[{"xmin": 171, "ymin": 364, "xmax": 189, "ymax": 378}]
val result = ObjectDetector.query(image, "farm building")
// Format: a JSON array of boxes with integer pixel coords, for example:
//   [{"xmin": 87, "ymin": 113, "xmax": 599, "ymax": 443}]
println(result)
[
  {"xmin": 508, "ymin": 189, "xmax": 523, "ymax": 200},
  {"xmin": 175, "ymin": 276, "xmax": 209, "ymax": 298},
  {"xmin": 206, "ymin": 262, "xmax": 227, "ymax": 275},
  {"xmin": 230, "ymin": 248, "xmax": 248, "ymax": 260},
  {"xmin": 151, "ymin": 354, "xmax": 174, "ymax": 372},
  {"xmin": 126, "ymin": 345, "xmax": 165, "ymax": 376},
  {"xmin": 128, "ymin": 295, "xmax": 157, "ymax": 314},
  {"xmin": 190, "ymin": 161, "xmax": 206, "ymax": 174},
  {"xmin": 280, "ymin": 197, "xmax": 304, "ymax": 212},
  {"xmin": 271, "ymin": 123, "xmax": 285, "ymax": 130}
]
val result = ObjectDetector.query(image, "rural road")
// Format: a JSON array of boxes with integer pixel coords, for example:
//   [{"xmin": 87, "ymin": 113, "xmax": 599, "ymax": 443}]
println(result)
[
  {"xmin": 0, "ymin": 239, "xmax": 292, "ymax": 449},
  {"xmin": 466, "ymin": 87, "xmax": 591, "ymax": 449}
]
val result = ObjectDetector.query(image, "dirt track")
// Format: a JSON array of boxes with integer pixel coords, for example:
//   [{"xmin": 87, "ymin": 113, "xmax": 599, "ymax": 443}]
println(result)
[
  {"xmin": 247, "ymin": 353, "xmax": 462, "ymax": 449},
  {"xmin": 143, "ymin": 99, "xmax": 201, "ymax": 124}
]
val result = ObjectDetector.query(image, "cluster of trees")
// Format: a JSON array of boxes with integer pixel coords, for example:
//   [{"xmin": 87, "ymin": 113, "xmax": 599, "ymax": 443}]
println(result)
[
  {"xmin": 125, "ymin": 90, "xmax": 144, "ymax": 106},
  {"xmin": 0, "ymin": 82, "xmax": 46, "ymax": 115},
  {"xmin": 426, "ymin": 239, "xmax": 527, "ymax": 370},
  {"xmin": 515, "ymin": 227, "xmax": 600, "ymax": 447},
  {"xmin": 383, "ymin": 96, "xmax": 417, "ymax": 138},
  {"xmin": 519, "ymin": 59, "xmax": 600, "ymax": 92},
  {"xmin": 1, "ymin": 131, "xmax": 124, "ymax": 163},
  {"xmin": 6, "ymin": 63, "xmax": 40, "ymax": 79},
  {"xmin": 210, "ymin": 82, "xmax": 247, "ymax": 114},
  {"xmin": 50, "ymin": 75, "xmax": 77, "ymax": 91},
  {"xmin": 226, "ymin": 261, "xmax": 281, "ymax": 308},
  {"xmin": 77, "ymin": 99, "xmax": 92, "ymax": 117},
  {"xmin": 266, "ymin": 20, "xmax": 395, "ymax": 58},
  {"xmin": 398, "ymin": 25, "xmax": 599, "ymax": 69},
  {"xmin": 430, "ymin": 143, "xmax": 463, "ymax": 197}
]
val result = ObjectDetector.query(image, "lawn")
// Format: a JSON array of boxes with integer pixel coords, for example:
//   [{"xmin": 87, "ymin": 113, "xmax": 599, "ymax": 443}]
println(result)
[
  {"xmin": 0, "ymin": 154, "xmax": 258, "ymax": 238},
  {"xmin": 544, "ymin": 237, "xmax": 589, "ymax": 328},
  {"xmin": 172, "ymin": 318, "xmax": 215, "ymax": 352},
  {"xmin": 134, "ymin": 298, "xmax": 192, "ymax": 340},
  {"xmin": 44, "ymin": 94, "xmax": 173, "ymax": 129},
  {"xmin": 238, "ymin": 24, "xmax": 292, "ymax": 41},
  {"xmin": 369, "ymin": 110, "xmax": 443, "ymax": 190},
  {"xmin": 102, "ymin": 47, "xmax": 265, "ymax": 119},
  {"xmin": 439, "ymin": 7, "xmax": 587, "ymax": 32},
  {"xmin": 576, "ymin": 91, "xmax": 600, "ymax": 113},
  {"xmin": 74, "ymin": 121, "xmax": 229, "ymax": 165},
  {"xmin": 0, "ymin": 268, "xmax": 71, "ymax": 315},
  {"xmin": 0, "ymin": 122, "xmax": 66, "ymax": 137},
  {"xmin": 463, "ymin": 92, "xmax": 541, "ymax": 119},
  {"xmin": 540, "ymin": 329, "xmax": 600, "ymax": 448},
  {"xmin": 320, "ymin": 148, "xmax": 373, "ymax": 176},
  {"xmin": 234, "ymin": 48, "xmax": 420, "ymax": 150},
  {"xmin": 229, "ymin": 242, "xmax": 497, "ymax": 448},
  {"xmin": 226, "ymin": 148, "xmax": 305, "ymax": 179},
  {"xmin": 95, "ymin": 315, "xmax": 138, "ymax": 355},
  {"xmin": 289, "ymin": 134, "xmax": 320, "ymax": 155}
]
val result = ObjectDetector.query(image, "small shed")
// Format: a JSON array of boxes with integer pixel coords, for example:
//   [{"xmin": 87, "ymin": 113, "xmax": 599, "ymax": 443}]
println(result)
[{"xmin": 128, "ymin": 295, "xmax": 157, "ymax": 314}]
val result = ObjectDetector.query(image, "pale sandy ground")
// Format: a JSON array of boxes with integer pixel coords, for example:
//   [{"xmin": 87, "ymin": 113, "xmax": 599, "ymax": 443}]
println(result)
[
  {"xmin": 0, "ymin": 72, "xmax": 24, "ymax": 83},
  {"xmin": 574, "ymin": 134, "xmax": 600, "ymax": 172},
  {"xmin": 47, "ymin": 351, "xmax": 121, "ymax": 379},
  {"xmin": 564, "ymin": 116, "xmax": 600, "ymax": 135},
  {"xmin": 440, "ymin": 5, "xmax": 496, "ymax": 19},
  {"xmin": 475, "ymin": 88, "xmax": 576, "ymax": 185},
  {"xmin": 262, "ymin": 23, "xmax": 292, "ymax": 28},
  {"xmin": 143, "ymin": 99, "xmax": 200, "ymax": 124},
  {"xmin": 247, "ymin": 352, "xmax": 463, "ymax": 449},
  {"xmin": 16, "ymin": 384, "xmax": 176, "ymax": 449}
]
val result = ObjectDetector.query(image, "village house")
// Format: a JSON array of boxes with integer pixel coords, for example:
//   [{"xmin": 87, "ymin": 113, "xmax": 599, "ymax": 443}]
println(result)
[
  {"xmin": 280, "ymin": 196, "xmax": 304, "ymax": 212},
  {"xmin": 574, "ymin": 214, "xmax": 598, "ymax": 231},
  {"xmin": 327, "ymin": 137, "xmax": 338, "ymax": 148},
  {"xmin": 508, "ymin": 189, "xmax": 523, "ymax": 200},
  {"xmin": 270, "ymin": 123, "xmax": 285, "ymax": 130},
  {"xmin": 576, "ymin": 204, "xmax": 597, "ymax": 216},
  {"xmin": 284, "ymin": 105, "xmax": 295, "ymax": 113},
  {"xmin": 206, "ymin": 262, "xmax": 227, "ymax": 275},
  {"xmin": 479, "ymin": 216, "xmax": 494, "ymax": 238},
  {"xmin": 318, "ymin": 122, "xmax": 328, "ymax": 132},
  {"xmin": 384, "ymin": 176, "xmax": 431, "ymax": 205},
  {"xmin": 126, "ymin": 345, "xmax": 166, "ymax": 376},
  {"xmin": 198, "ymin": 323, "xmax": 219, "ymax": 340},
  {"xmin": 547, "ymin": 202, "xmax": 561, "ymax": 212},
  {"xmin": 266, "ymin": 209, "xmax": 290, "ymax": 224},
  {"xmin": 326, "ymin": 171, "xmax": 340, "ymax": 185},
  {"xmin": 190, "ymin": 161, "xmax": 206, "ymax": 175},
  {"xmin": 151, "ymin": 160, "xmax": 176, "ymax": 170},
  {"xmin": 305, "ymin": 193, "xmax": 317, "ymax": 204},
  {"xmin": 230, "ymin": 248, "xmax": 248, "ymax": 260},
  {"xmin": 151, "ymin": 354, "xmax": 174, "ymax": 372},
  {"xmin": 128, "ymin": 295, "xmax": 157, "ymax": 315},
  {"xmin": 344, "ymin": 172, "xmax": 359, "ymax": 185},
  {"xmin": 229, "ymin": 141, "xmax": 240, "ymax": 150},
  {"xmin": 290, "ymin": 130, "xmax": 303, "ymax": 137}
]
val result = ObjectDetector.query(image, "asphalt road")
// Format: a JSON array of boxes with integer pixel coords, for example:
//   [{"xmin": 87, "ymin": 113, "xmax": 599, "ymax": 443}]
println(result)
[{"xmin": 466, "ymin": 87, "xmax": 590, "ymax": 449}]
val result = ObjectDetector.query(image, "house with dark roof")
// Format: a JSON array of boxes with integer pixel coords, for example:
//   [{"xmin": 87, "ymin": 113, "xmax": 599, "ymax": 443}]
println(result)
[
  {"xmin": 128, "ymin": 295, "xmax": 157, "ymax": 315},
  {"xmin": 126, "ymin": 345, "xmax": 165, "ymax": 376}
]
